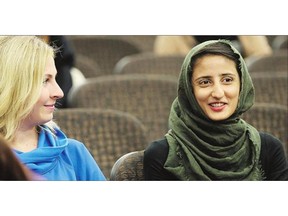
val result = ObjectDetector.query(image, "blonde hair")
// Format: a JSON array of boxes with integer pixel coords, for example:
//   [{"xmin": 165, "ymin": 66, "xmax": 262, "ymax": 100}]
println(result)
[{"xmin": 0, "ymin": 36, "xmax": 56, "ymax": 141}]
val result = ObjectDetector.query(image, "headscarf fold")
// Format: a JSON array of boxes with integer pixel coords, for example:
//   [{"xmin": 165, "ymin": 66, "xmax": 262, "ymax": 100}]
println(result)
[{"xmin": 164, "ymin": 40, "xmax": 262, "ymax": 180}]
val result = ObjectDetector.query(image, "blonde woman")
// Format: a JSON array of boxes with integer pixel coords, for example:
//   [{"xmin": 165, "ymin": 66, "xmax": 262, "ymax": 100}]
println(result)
[
  {"xmin": 38, "ymin": 35, "xmax": 75, "ymax": 108},
  {"xmin": 0, "ymin": 36, "xmax": 106, "ymax": 180}
]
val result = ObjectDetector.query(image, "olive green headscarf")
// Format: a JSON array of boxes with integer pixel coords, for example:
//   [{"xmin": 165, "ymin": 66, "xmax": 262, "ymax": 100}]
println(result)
[{"xmin": 164, "ymin": 40, "xmax": 263, "ymax": 180}]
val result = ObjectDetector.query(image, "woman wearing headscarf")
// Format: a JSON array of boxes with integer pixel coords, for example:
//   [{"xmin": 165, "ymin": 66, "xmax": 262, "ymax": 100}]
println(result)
[{"xmin": 144, "ymin": 40, "xmax": 287, "ymax": 180}]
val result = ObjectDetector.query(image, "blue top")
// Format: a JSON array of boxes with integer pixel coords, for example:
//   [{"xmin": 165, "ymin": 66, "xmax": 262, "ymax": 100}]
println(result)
[{"xmin": 14, "ymin": 126, "xmax": 106, "ymax": 181}]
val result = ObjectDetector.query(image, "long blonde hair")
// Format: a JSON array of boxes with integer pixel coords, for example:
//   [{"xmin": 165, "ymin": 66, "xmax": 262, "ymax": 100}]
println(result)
[{"xmin": 0, "ymin": 36, "xmax": 55, "ymax": 141}]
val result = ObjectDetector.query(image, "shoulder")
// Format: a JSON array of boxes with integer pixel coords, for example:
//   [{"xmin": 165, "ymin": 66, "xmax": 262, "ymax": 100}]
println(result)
[
  {"xmin": 145, "ymin": 138, "xmax": 168, "ymax": 157},
  {"xmin": 53, "ymin": 127, "xmax": 90, "ymax": 155},
  {"xmin": 144, "ymin": 138, "xmax": 169, "ymax": 166},
  {"xmin": 260, "ymin": 132, "xmax": 286, "ymax": 155},
  {"xmin": 144, "ymin": 138, "xmax": 179, "ymax": 180},
  {"xmin": 65, "ymin": 138, "xmax": 91, "ymax": 156},
  {"xmin": 64, "ymin": 138, "xmax": 106, "ymax": 180},
  {"xmin": 259, "ymin": 132, "xmax": 288, "ymax": 180},
  {"xmin": 259, "ymin": 132, "xmax": 286, "ymax": 162}
]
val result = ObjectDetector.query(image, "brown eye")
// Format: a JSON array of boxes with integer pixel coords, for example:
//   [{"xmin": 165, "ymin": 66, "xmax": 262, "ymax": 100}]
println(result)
[
  {"xmin": 222, "ymin": 77, "xmax": 233, "ymax": 83},
  {"xmin": 199, "ymin": 79, "xmax": 211, "ymax": 86}
]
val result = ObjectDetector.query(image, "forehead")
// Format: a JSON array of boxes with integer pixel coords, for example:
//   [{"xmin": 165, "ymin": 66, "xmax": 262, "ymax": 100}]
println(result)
[
  {"xmin": 44, "ymin": 56, "xmax": 57, "ymax": 75},
  {"xmin": 191, "ymin": 55, "xmax": 240, "ymax": 82},
  {"xmin": 194, "ymin": 55, "xmax": 238, "ymax": 70},
  {"xmin": 195, "ymin": 53, "xmax": 235, "ymax": 63}
]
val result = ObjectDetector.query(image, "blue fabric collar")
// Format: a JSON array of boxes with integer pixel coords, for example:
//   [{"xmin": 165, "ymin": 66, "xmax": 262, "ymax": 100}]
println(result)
[{"xmin": 15, "ymin": 126, "xmax": 68, "ymax": 174}]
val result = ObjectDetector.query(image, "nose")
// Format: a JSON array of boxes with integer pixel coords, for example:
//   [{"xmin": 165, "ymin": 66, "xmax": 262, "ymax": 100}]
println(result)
[
  {"xmin": 52, "ymin": 82, "xmax": 64, "ymax": 100},
  {"xmin": 211, "ymin": 83, "xmax": 224, "ymax": 99}
]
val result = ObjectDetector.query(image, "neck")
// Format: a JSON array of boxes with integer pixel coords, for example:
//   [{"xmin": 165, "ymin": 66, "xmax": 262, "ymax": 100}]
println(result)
[{"xmin": 12, "ymin": 126, "xmax": 39, "ymax": 152}]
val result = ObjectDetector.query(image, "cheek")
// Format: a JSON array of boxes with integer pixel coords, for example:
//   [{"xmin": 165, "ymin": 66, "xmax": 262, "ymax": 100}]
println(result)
[
  {"xmin": 226, "ymin": 87, "xmax": 240, "ymax": 108},
  {"xmin": 193, "ymin": 87, "xmax": 208, "ymax": 102},
  {"xmin": 36, "ymin": 89, "xmax": 49, "ymax": 105},
  {"xmin": 228, "ymin": 84, "xmax": 240, "ymax": 99}
]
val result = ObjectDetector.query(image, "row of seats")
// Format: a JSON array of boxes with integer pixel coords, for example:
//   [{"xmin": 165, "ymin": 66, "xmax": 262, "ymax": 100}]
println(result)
[
  {"xmin": 67, "ymin": 36, "xmax": 287, "ymax": 79},
  {"xmin": 67, "ymin": 71, "xmax": 287, "ymax": 128},
  {"xmin": 67, "ymin": 74, "xmax": 178, "ymax": 143},
  {"xmin": 53, "ymin": 108, "xmax": 149, "ymax": 178},
  {"xmin": 63, "ymin": 36, "xmax": 185, "ymax": 179},
  {"xmin": 245, "ymin": 49, "xmax": 287, "ymax": 73},
  {"xmin": 69, "ymin": 36, "xmax": 142, "ymax": 77}
]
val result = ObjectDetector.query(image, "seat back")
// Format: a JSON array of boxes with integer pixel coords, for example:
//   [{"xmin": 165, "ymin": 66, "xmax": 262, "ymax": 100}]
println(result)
[
  {"xmin": 53, "ymin": 108, "xmax": 148, "ymax": 179},
  {"xmin": 67, "ymin": 35, "xmax": 156, "ymax": 52},
  {"xmin": 242, "ymin": 103, "xmax": 288, "ymax": 156},
  {"xmin": 272, "ymin": 35, "xmax": 288, "ymax": 50},
  {"xmin": 68, "ymin": 74, "xmax": 178, "ymax": 143},
  {"xmin": 114, "ymin": 35, "xmax": 156, "ymax": 52},
  {"xmin": 74, "ymin": 54, "xmax": 102, "ymax": 78},
  {"xmin": 245, "ymin": 50, "xmax": 288, "ymax": 73},
  {"xmin": 68, "ymin": 36, "xmax": 141, "ymax": 75},
  {"xmin": 113, "ymin": 53, "xmax": 185, "ymax": 78},
  {"xmin": 110, "ymin": 150, "xmax": 145, "ymax": 181},
  {"xmin": 251, "ymin": 72, "xmax": 287, "ymax": 106}
]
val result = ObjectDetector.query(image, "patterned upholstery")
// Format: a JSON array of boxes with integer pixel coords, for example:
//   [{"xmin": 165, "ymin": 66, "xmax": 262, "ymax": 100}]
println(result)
[
  {"xmin": 114, "ymin": 35, "xmax": 156, "ymax": 52},
  {"xmin": 272, "ymin": 35, "xmax": 288, "ymax": 50},
  {"xmin": 110, "ymin": 150, "xmax": 144, "ymax": 181},
  {"xmin": 113, "ymin": 53, "xmax": 185, "ymax": 78},
  {"xmin": 251, "ymin": 72, "xmax": 287, "ymax": 106},
  {"xmin": 68, "ymin": 36, "xmax": 141, "ymax": 75},
  {"xmin": 74, "ymin": 54, "xmax": 102, "ymax": 78},
  {"xmin": 53, "ymin": 108, "xmax": 148, "ymax": 179},
  {"xmin": 67, "ymin": 35, "xmax": 156, "ymax": 53},
  {"xmin": 68, "ymin": 74, "xmax": 178, "ymax": 143},
  {"xmin": 245, "ymin": 50, "xmax": 288, "ymax": 73},
  {"xmin": 242, "ymin": 103, "xmax": 288, "ymax": 156}
]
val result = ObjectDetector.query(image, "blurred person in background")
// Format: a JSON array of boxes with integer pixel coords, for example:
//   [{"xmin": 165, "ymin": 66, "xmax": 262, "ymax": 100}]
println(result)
[{"xmin": 154, "ymin": 35, "xmax": 273, "ymax": 59}]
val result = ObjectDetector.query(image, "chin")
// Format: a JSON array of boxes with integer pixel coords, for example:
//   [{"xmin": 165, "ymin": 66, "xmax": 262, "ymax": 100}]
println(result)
[
  {"xmin": 39, "ymin": 115, "xmax": 53, "ymax": 125},
  {"xmin": 211, "ymin": 114, "xmax": 234, "ymax": 121},
  {"xmin": 207, "ymin": 114, "xmax": 230, "ymax": 121}
]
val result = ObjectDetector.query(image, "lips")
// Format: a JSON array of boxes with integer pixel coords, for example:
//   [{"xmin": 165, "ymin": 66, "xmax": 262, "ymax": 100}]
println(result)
[
  {"xmin": 44, "ymin": 104, "xmax": 55, "ymax": 107},
  {"xmin": 44, "ymin": 104, "xmax": 56, "ymax": 111},
  {"xmin": 209, "ymin": 102, "xmax": 227, "ymax": 112},
  {"xmin": 209, "ymin": 102, "xmax": 226, "ymax": 107}
]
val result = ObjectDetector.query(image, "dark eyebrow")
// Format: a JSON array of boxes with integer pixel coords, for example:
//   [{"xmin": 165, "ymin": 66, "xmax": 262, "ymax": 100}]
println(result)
[
  {"xmin": 193, "ymin": 73, "xmax": 237, "ymax": 83},
  {"xmin": 221, "ymin": 73, "xmax": 237, "ymax": 77},
  {"xmin": 193, "ymin": 75, "xmax": 211, "ymax": 82}
]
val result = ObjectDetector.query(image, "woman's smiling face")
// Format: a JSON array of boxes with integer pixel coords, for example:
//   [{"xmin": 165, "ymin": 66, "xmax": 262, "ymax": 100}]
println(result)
[
  {"xmin": 21, "ymin": 56, "xmax": 64, "ymax": 129},
  {"xmin": 192, "ymin": 54, "xmax": 240, "ymax": 121}
]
